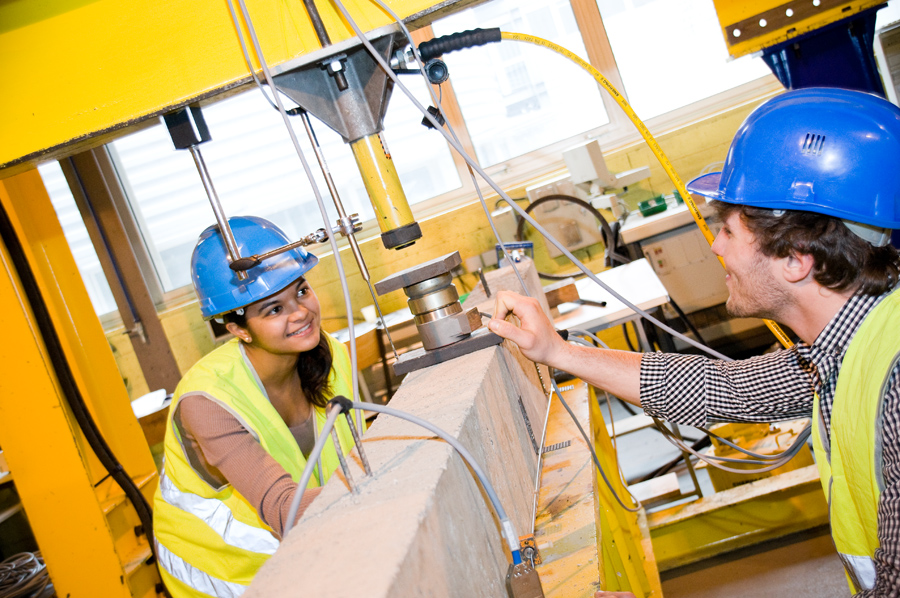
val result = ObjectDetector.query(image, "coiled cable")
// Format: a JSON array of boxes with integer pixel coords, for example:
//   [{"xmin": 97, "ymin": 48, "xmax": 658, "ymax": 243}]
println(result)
[{"xmin": 0, "ymin": 552, "xmax": 51, "ymax": 598}]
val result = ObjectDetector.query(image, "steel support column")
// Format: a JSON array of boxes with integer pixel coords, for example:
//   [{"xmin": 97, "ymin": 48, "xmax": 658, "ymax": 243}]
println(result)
[{"xmin": 0, "ymin": 169, "xmax": 161, "ymax": 597}]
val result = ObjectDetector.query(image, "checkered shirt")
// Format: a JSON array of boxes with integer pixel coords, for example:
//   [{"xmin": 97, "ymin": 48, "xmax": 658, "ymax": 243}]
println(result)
[{"xmin": 640, "ymin": 290, "xmax": 900, "ymax": 596}]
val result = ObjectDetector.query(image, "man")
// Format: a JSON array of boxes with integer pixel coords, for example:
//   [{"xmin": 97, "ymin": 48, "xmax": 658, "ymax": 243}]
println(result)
[{"xmin": 488, "ymin": 88, "xmax": 900, "ymax": 596}]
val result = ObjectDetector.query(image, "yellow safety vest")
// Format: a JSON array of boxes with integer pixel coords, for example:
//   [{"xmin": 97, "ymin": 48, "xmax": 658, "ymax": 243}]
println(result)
[
  {"xmin": 812, "ymin": 289, "xmax": 900, "ymax": 594},
  {"xmin": 153, "ymin": 334, "xmax": 356, "ymax": 598}
]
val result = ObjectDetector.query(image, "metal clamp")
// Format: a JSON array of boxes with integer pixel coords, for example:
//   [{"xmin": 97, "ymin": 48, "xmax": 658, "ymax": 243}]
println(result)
[
  {"xmin": 333, "ymin": 213, "xmax": 363, "ymax": 238},
  {"xmin": 228, "ymin": 228, "xmax": 329, "ymax": 272}
]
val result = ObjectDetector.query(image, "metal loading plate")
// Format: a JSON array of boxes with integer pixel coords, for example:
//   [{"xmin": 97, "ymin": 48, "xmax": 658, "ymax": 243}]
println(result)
[
  {"xmin": 374, "ymin": 251, "xmax": 462, "ymax": 295},
  {"xmin": 391, "ymin": 328, "xmax": 504, "ymax": 376}
]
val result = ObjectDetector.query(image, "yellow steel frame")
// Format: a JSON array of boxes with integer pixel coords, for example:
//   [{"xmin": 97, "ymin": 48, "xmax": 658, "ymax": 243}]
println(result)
[
  {"xmin": 534, "ymin": 381, "xmax": 661, "ymax": 597},
  {"xmin": 648, "ymin": 465, "xmax": 828, "ymax": 571},
  {"xmin": 0, "ymin": 169, "xmax": 160, "ymax": 596},
  {"xmin": 588, "ymin": 386, "xmax": 662, "ymax": 595},
  {"xmin": 0, "ymin": 0, "xmax": 461, "ymax": 175},
  {"xmin": 712, "ymin": 0, "xmax": 886, "ymax": 58}
]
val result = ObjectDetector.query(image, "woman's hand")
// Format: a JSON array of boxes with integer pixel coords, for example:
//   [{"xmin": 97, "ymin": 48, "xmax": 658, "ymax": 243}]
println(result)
[
  {"xmin": 488, "ymin": 291, "xmax": 569, "ymax": 368},
  {"xmin": 595, "ymin": 592, "xmax": 636, "ymax": 598}
]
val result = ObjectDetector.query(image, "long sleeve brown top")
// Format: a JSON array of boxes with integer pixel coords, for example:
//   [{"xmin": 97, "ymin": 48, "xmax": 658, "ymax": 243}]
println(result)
[{"xmin": 174, "ymin": 394, "xmax": 320, "ymax": 538}]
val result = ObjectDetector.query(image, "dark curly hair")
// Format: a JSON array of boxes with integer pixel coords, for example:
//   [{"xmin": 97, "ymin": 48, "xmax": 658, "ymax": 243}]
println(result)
[
  {"xmin": 224, "ymin": 312, "xmax": 334, "ymax": 409},
  {"xmin": 714, "ymin": 202, "xmax": 900, "ymax": 296}
]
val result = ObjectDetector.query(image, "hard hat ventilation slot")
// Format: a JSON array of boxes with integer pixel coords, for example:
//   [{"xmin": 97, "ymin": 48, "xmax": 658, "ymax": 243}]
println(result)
[{"xmin": 802, "ymin": 133, "xmax": 826, "ymax": 155}]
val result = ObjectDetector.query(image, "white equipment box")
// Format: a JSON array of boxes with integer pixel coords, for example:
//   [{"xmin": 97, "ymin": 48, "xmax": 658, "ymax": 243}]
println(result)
[{"xmin": 639, "ymin": 222, "xmax": 728, "ymax": 314}]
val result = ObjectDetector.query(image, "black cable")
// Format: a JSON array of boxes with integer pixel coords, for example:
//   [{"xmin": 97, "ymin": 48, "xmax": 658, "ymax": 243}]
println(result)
[
  {"xmin": 668, "ymin": 299, "xmax": 708, "ymax": 346},
  {"xmin": 606, "ymin": 220, "xmax": 632, "ymax": 266},
  {"xmin": 493, "ymin": 196, "xmax": 527, "ymax": 212},
  {"xmin": 616, "ymin": 394, "xmax": 639, "ymax": 417},
  {"xmin": 456, "ymin": 273, "xmax": 471, "ymax": 293},
  {"xmin": 515, "ymin": 194, "xmax": 628, "ymax": 279},
  {"xmin": 0, "ymin": 201, "xmax": 157, "ymax": 562}
]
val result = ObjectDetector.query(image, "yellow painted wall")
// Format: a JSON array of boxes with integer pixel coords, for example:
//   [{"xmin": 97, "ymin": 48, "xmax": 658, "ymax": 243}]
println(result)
[{"xmin": 110, "ymin": 96, "xmax": 765, "ymax": 399}]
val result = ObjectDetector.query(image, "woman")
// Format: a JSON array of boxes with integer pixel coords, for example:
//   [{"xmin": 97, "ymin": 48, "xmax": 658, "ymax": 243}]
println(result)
[{"xmin": 153, "ymin": 216, "xmax": 357, "ymax": 598}]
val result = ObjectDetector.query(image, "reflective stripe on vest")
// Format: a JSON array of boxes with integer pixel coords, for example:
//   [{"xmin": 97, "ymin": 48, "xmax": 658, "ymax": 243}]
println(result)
[
  {"xmin": 156, "ymin": 540, "xmax": 247, "ymax": 598},
  {"xmin": 838, "ymin": 552, "xmax": 877, "ymax": 593},
  {"xmin": 812, "ymin": 288, "xmax": 900, "ymax": 593},
  {"xmin": 158, "ymin": 470, "xmax": 279, "ymax": 555}
]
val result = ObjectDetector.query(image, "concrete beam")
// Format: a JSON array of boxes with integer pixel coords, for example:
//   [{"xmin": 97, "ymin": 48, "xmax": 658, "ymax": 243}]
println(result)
[{"xmin": 246, "ymin": 261, "xmax": 549, "ymax": 597}]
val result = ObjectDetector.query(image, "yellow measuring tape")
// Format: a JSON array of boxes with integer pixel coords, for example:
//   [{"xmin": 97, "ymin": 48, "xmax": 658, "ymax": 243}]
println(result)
[{"xmin": 501, "ymin": 31, "xmax": 792, "ymax": 349}]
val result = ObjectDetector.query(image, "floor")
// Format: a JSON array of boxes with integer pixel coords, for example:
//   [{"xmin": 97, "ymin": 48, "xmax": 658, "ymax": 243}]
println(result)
[{"xmin": 661, "ymin": 526, "xmax": 849, "ymax": 598}]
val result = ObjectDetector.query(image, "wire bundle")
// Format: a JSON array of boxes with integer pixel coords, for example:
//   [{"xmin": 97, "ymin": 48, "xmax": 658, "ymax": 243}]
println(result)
[
  {"xmin": 224, "ymin": 0, "xmax": 809, "ymax": 518},
  {"xmin": 0, "ymin": 552, "xmax": 51, "ymax": 598}
]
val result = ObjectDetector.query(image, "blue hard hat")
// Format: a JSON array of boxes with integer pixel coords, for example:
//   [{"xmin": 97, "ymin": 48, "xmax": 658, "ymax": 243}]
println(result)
[
  {"xmin": 191, "ymin": 216, "xmax": 319, "ymax": 320},
  {"xmin": 687, "ymin": 88, "xmax": 900, "ymax": 230}
]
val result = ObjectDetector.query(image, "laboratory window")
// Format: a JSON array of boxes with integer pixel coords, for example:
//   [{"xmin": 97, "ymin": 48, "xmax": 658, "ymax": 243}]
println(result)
[
  {"xmin": 38, "ymin": 161, "xmax": 118, "ymax": 316},
  {"xmin": 37, "ymin": 0, "xmax": 834, "ymax": 320},
  {"xmin": 595, "ymin": 0, "xmax": 772, "ymax": 120},
  {"xmin": 432, "ymin": 0, "xmax": 611, "ymax": 168}
]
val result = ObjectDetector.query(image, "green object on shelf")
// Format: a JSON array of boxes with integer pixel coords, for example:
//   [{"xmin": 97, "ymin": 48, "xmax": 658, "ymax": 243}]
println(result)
[
  {"xmin": 673, "ymin": 189, "xmax": 685, "ymax": 204},
  {"xmin": 639, "ymin": 195, "xmax": 668, "ymax": 217}
]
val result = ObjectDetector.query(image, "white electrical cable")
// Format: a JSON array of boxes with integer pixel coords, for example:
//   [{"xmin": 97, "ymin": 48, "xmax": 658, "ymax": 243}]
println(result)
[
  {"xmin": 701, "ymin": 426, "xmax": 806, "ymax": 459},
  {"xmin": 529, "ymin": 385, "xmax": 554, "ymax": 535},
  {"xmin": 368, "ymin": 0, "xmax": 532, "ymax": 298},
  {"xmin": 224, "ymin": 0, "xmax": 278, "ymax": 111},
  {"xmin": 654, "ymin": 418, "xmax": 812, "ymax": 473},
  {"xmin": 283, "ymin": 399, "xmax": 524, "ymax": 563},
  {"xmin": 568, "ymin": 331, "xmax": 806, "ymax": 466},
  {"xmin": 569, "ymin": 329, "xmax": 612, "ymax": 349},
  {"xmin": 348, "ymin": 401, "xmax": 523, "ymax": 563},
  {"xmin": 283, "ymin": 406, "xmax": 343, "ymax": 537},
  {"xmin": 228, "ymin": 0, "xmax": 362, "ymax": 428},
  {"xmin": 550, "ymin": 379, "xmax": 641, "ymax": 512},
  {"xmin": 326, "ymin": 1, "xmax": 730, "ymax": 363},
  {"xmin": 373, "ymin": 22, "xmax": 816, "ymax": 472}
]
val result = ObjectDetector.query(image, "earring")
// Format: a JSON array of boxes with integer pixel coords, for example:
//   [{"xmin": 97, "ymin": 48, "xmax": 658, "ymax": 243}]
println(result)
[{"xmin": 243, "ymin": 336, "xmax": 252, "ymax": 344}]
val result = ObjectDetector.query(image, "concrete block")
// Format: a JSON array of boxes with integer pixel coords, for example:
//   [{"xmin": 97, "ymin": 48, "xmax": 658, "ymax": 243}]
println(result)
[
  {"xmin": 463, "ymin": 258, "xmax": 552, "ymax": 318},
  {"xmin": 246, "ymin": 263, "xmax": 550, "ymax": 598}
]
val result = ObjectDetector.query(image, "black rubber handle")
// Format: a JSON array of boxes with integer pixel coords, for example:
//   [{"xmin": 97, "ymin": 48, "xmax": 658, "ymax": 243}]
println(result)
[
  {"xmin": 329, "ymin": 395, "xmax": 354, "ymax": 413},
  {"xmin": 418, "ymin": 28, "xmax": 502, "ymax": 61}
]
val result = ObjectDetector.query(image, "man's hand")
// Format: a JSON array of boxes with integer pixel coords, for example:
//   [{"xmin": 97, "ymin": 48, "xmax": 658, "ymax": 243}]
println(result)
[{"xmin": 488, "ymin": 290, "xmax": 569, "ymax": 368}]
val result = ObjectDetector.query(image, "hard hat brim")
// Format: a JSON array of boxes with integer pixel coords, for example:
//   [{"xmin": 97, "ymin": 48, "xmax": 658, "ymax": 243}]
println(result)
[{"xmin": 686, "ymin": 172, "xmax": 723, "ymax": 200}]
